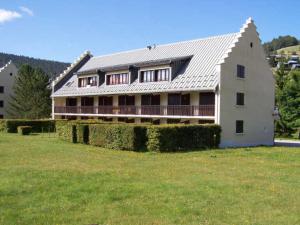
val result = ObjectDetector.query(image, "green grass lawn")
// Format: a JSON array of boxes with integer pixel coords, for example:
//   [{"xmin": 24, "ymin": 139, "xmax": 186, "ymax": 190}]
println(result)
[{"xmin": 0, "ymin": 133, "xmax": 299, "ymax": 225}]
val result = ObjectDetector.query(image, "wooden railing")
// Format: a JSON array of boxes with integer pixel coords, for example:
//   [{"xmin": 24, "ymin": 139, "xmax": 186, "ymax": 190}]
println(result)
[{"xmin": 54, "ymin": 105, "xmax": 215, "ymax": 117}]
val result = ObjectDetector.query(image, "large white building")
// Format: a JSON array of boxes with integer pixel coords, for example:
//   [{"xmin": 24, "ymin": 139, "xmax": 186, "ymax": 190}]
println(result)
[
  {"xmin": 51, "ymin": 18, "xmax": 275, "ymax": 147},
  {"xmin": 0, "ymin": 61, "xmax": 18, "ymax": 119}
]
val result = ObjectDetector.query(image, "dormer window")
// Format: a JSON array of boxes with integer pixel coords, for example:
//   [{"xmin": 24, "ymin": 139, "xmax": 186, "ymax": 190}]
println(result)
[
  {"xmin": 140, "ymin": 68, "xmax": 170, "ymax": 83},
  {"xmin": 106, "ymin": 73, "xmax": 129, "ymax": 85},
  {"xmin": 78, "ymin": 76, "xmax": 97, "ymax": 87}
]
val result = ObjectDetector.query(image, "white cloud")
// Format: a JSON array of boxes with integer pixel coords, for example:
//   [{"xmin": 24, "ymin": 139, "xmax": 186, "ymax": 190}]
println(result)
[
  {"xmin": 19, "ymin": 6, "xmax": 34, "ymax": 16},
  {"xmin": 0, "ymin": 9, "xmax": 22, "ymax": 23}
]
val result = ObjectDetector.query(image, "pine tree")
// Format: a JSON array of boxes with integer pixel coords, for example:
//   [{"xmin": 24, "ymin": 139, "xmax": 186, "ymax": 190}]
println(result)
[{"xmin": 8, "ymin": 65, "xmax": 51, "ymax": 119}]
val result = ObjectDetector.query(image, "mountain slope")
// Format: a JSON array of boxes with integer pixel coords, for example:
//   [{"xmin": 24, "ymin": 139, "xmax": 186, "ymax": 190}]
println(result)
[
  {"xmin": 0, "ymin": 52, "xmax": 70, "ymax": 79},
  {"xmin": 276, "ymin": 45, "xmax": 300, "ymax": 56}
]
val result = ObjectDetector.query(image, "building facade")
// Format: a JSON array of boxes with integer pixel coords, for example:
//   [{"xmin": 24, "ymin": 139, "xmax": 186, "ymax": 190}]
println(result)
[
  {"xmin": 52, "ymin": 18, "xmax": 275, "ymax": 147},
  {"xmin": 0, "ymin": 61, "xmax": 18, "ymax": 119}
]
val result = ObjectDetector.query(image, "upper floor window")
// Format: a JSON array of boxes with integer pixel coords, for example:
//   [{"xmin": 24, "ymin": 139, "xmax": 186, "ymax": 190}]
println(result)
[
  {"xmin": 237, "ymin": 65, "xmax": 245, "ymax": 78},
  {"xmin": 0, "ymin": 101, "xmax": 3, "ymax": 108},
  {"xmin": 78, "ymin": 76, "xmax": 97, "ymax": 87},
  {"xmin": 0, "ymin": 86, "xmax": 4, "ymax": 93},
  {"xmin": 236, "ymin": 92, "xmax": 244, "ymax": 106},
  {"xmin": 140, "ymin": 68, "xmax": 170, "ymax": 83},
  {"xmin": 106, "ymin": 73, "xmax": 129, "ymax": 85}
]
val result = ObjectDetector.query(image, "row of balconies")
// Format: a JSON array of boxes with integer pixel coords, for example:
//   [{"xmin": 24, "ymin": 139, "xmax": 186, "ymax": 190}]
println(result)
[{"xmin": 54, "ymin": 105, "xmax": 215, "ymax": 117}]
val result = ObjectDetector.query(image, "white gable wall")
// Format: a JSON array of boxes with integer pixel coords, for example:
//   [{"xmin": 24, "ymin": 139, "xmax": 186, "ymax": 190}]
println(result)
[
  {"xmin": 219, "ymin": 20, "xmax": 275, "ymax": 147},
  {"xmin": 0, "ymin": 62, "xmax": 18, "ymax": 118}
]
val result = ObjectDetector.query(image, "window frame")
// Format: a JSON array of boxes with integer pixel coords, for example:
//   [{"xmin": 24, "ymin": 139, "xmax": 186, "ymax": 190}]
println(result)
[
  {"xmin": 139, "ymin": 67, "xmax": 171, "ymax": 83},
  {"xmin": 236, "ymin": 120, "xmax": 244, "ymax": 134},
  {"xmin": 78, "ymin": 75, "xmax": 98, "ymax": 88},
  {"xmin": 236, "ymin": 92, "xmax": 245, "ymax": 106},
  {"xmin": 106, "ymin": 73, "xmax": 129, "ymax": 85},
  {"xmin": 237, "ymin": 65, "xmax": 245, "ymax": 78}
]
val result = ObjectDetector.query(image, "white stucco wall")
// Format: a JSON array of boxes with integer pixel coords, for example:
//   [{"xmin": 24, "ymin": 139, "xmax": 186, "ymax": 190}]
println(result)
[
  {"xmin": 219, "ymin": 20, "xmax": 275, "ymax": 147},
  {"xmin": 0, "ymin": 62, "xmax": 18, "ymax": 118}
]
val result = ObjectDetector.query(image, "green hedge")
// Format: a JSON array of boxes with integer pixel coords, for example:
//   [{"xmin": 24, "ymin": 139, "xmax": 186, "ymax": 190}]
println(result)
[
  {"xmin": 55, "ymin": 120, "xmax": 221, "ymax": 152},
  {"xmin": 0, "ymin": 119, "xmax": 55, "ymax": 133},
  {"xmin": 76, "ymin": 124, "xmax": 89, "ymax": 144},
  {"xmin": 147, "ymin": 124, "xmax": 221, "ymax": 152},
  {"xmin": 89, "ymin": 123, "xmax": 148, "ymax": 151},
  {"xmin": 55, "ymin": 120, "xmax": 77, "ymax": 143},
  {"xmin": 17, "ymin": 126, "xmax": 32, "ymax": 135},
  {"xmin": 0, "ymin": 120, "xmax": 6, "ymax": 132}
]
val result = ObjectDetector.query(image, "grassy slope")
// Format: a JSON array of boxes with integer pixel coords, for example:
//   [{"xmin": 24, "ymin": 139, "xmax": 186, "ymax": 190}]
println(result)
[
  {"xmin": 0, "ymin": 133, "xmax": 299, "ymax": 225},
  {"xmin": 276, "ymin": 44, "xmax": 300, "ymax": 55}
]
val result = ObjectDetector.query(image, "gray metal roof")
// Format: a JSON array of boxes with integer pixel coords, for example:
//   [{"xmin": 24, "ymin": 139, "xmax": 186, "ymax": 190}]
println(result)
[{"xmin": 53, "ymin": 32, "xmax": 239, "ymax": 97}]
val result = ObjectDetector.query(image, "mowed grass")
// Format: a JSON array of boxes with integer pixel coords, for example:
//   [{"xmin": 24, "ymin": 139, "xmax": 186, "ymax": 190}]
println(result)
[{"xmin": 0, "ymin": 133, "xmax": 299, "ymax": 225}]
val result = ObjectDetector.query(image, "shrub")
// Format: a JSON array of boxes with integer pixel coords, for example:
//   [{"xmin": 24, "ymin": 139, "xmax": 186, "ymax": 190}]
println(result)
[
  {"xmin": 3, "ymin": 120, "xmax": 55, "ymax": 133},
  {"xmin": 76, "ymin": 124, "xmax": 89, "ymax": 144},
  {"xmin": 0, "ymin": 120, "xmax": 6, "ymax": 132},
  {"xmin": 17, "ymin": 126, "xmax": 32, "ymax": 135},
  {"xmin": 147, "ymin": 124, "xmax": 221, "ymax": 152},
  {"xmin": 89, "ymin": 123, "xmax": 148, "ymax": 151},
  {"xmin": 56, "ymin": 120, "xmax": 77, "ymax": 143}
]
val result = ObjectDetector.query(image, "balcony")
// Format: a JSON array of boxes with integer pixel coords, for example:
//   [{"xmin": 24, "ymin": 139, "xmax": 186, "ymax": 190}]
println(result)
[{"xmin": 54, "ymin": 105, "xmax": 215, "ymax": 117}]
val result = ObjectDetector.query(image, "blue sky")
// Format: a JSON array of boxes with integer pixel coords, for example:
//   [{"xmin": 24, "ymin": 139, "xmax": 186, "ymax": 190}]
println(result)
[{"xmin": 0, "ymin": 0, "xmax": 299, "ymax": 62}]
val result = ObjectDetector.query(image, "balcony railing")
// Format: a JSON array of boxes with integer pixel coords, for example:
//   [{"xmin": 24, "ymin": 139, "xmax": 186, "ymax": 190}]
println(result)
[{"xmin": 54, "ymin": 105, "xmax": 215, "ymax": 117}]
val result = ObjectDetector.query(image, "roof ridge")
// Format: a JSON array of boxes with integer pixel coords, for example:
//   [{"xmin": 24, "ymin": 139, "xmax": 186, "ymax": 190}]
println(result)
[
  {"xmin": 91, "ymin": 32, "xmax": 239, "ymax": 60},
  {"xmin": 52, "ymin": 51, "xmax": 92, "ymax": 86},
  {"xmin": 0, "ymin": 60, "xmax": 12, "ymax": 73}
]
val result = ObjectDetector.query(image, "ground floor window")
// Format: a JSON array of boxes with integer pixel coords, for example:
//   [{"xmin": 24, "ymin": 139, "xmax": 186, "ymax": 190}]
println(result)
[
  {"xmin": 236, "ymin": 120, "xmax": 244, "ymax": 133},
  {"xmin": 0, "ymin": 114, "xmax": 3, "ymax": 119}
]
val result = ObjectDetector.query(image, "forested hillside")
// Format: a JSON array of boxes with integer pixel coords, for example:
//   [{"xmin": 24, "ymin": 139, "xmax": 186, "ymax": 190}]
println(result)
[
  {"xmin": 0, "ymin": 52, "xmax": 70, "ymax": 79},
  {"xmin": 263, "ymin": 35, "xmax": 299, "ymax": 55}
]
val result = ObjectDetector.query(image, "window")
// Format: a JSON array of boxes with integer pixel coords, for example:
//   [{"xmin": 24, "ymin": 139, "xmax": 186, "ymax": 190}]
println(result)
[
  {"xmin": 106, "ymin": 73, "xmax": 129, "ymax": 85},
  {"xmin": 140, "ymin": 68, "xmax": 170, "ymax": 82},
  {"xmin": 250, "ymin": 42, "xmax": 253, "ymax": 48},
  {"xmin": 118, "ymin": 95, "xmax": 135, "ymax": 105},
  {"xmin": 236, "ymin": 120, "xmax": 244, "ymax": 133},
  {"xmin": 66, "ymin": 98, "xmax": 77, "ymax": 106},
  {"xmin": 0, "ymin": 101, "xmax": 3, "ymax": 108},
  {"xmin": 0, "ymin": 114, "xmax": 3, "ymax": 119},
  {"xmin": 99, "ymin": 96, "xmax": 113, "ymax": 106},
  {"xmin": 141, "ymin": 95, "xmax": 160, "ymax": 105},
  {"xmin": 168, "ymin": 93, "xmax": 190, "ymax": 105},
  {"xmin": 236, "ymin": 92, "xmax": 244, "ymax": 106},
  {"xmin": 0, "ymin": 86, "xmax": 4, "ymax": 93},
  {"xmin": 78, "ymin": 76, "xmax": 97, "ymax": 87},
  {"xmin": 9, "ymin": 73, "xmax": 13, "ymax": 76},
  {"xmin": 200, "ymin": 92, "xmax": 215, "ymax": 105},
  {"xmin": 237, "ymin": 65, "xmax": 245, "ymax": 78}
]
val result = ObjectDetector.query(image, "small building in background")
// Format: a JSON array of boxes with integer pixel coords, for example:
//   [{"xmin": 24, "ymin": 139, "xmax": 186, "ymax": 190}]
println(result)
[{"xmin": 0, "ymin": 61, "xmax": 18, "ymax": 118}]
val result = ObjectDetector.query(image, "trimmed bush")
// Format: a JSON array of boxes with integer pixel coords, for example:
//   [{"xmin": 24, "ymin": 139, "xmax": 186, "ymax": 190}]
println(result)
[
  {"xmin": 147, "ymin": 124, "xmax": 221, "ymax": 152},
  {"xmin": 76, "ymin": 124, "xmax": 89, "ymax": 144},
  {"xmin": 89, "ymin": 123, "xmax": 148, "ymax": 151},
  {"xmin": 17, "ymin": 126, "xmax": 32, "ymax": 135},
  {"xmin": 56, "ymin": 120, "xmax": 77, "ymax": 143},
  {"xmin": 0, "ymin": 120, "xmax": 6, "ymax": 132},
  {"xmin": 1, "ymin": 120, "xmax": 55, "ymax": 133}
]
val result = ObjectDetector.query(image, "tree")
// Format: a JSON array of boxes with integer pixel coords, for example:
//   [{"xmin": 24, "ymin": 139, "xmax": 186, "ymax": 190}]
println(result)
[
  {"xmin": 279, "ymin": 70, "xmax": 300, "ymax": 134},
  {"xmin": 8, "ymin": 65, "xmax": 51, "ymax": 119}
]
